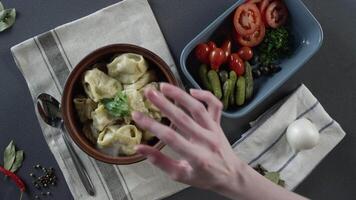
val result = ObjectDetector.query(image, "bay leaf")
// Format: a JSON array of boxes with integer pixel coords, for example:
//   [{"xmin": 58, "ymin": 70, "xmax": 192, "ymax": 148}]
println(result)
[
  {"xmin": 3, "ymin": 140, "xmax": 15, "ymax": 170},
  {"xmin": 278, "ymin": 179, "xmax": 285, "ymax": 187},
  {"xmin": 0, "ymin": 8, "xmax": 16, "ymax": 32},
  {"xmin": 10, "ymin": 150, "xmax": 24, "ymax": 172},
  {"xmin": 0, "ymin": 2, "xmax": 4, "ymax": 11},
  {"xmin": 264, "ymin": 172, "xmax": 280, "ymax": 184}
]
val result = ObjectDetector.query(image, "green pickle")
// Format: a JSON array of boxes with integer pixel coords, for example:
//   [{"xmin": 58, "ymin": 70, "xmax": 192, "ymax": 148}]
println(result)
[
  {"xmin": 207, "ymin": 70, "xmax": 222, "ymax": 99},
  {"xmin": 219, "ymin": 70, "xmax": 229, "ymax": 83},
  {"xmin": 229, "ymin": 71, "xmax": 237, "ymax": 107},
  {"xmin": 222, "ymin": 79, "xmax": 233, "ymax": 110},
  {"xmin": 236, "ymin": 76, "xmax": 246, "ymax": 106},
  {"xmin": 244, "ymin": 62, "xmax": 254, "ymax": 100},
  {"xmin": 198, "ymin": 64, "xmax": 212, "ymax": 91}
]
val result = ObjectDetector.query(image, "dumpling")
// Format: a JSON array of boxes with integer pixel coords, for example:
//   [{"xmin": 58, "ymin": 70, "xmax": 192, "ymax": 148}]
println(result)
[
  {"xmin": 142, "ymin": 131, "xmax": 155, "ymax": 141},
  {"xmin": 73, "ymin": 97, "xmax": 97, "ymax": 123},
  {"xmin": 83, "ymin": 68, "xmax": 122, "ymax": 102},
  {"xmin": 124, "ymin": 89, "xmax": 148, "ymax": 114},
  {"xmin": 107, "ymin": 53, "xmax": 148, "ymax": 84},
  {"xmin": 97, "ymin": 125, "xmax": 142, "ymax": 156},
  {"xmin": 123, "ymin": 70, "xmax": 157, "ymax": 90},
  {"xmin": 144, "ymin": 99, "xmax": 162, "ymax": 120},
  {"xmin": 140, "ymin": 82, "xmax": 162, "ymax": 120},
  {"xmin": 82, "ymin": 123, "xmax": 99, "ymax": 144},
  {"xmin": 91, "ymin": 104, "xmax": 118, "ymax": 131}
]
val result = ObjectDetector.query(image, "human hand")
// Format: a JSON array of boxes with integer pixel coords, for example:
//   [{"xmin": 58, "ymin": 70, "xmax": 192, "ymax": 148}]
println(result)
[
  {"xmin": 132, "ymin": 83, "xmax": 243, "ymax": 191},
  {"xmin": 132, "ymin": 83, "xmax": 307, "ymax": 200}
]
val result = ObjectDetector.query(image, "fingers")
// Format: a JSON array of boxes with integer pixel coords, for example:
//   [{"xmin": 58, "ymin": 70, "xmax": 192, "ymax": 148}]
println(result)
[
  {"xmin": 159, "ymin": 83, "xmax": 216, "ymax": 130},
  {"xmin": 132, "ymin": 111, "xmax": 198, "ymax": 160},
  {"xmin": 135, "ymin": 144, "xmax": 192, "ymax": 181},
  {"xmin": 144, "ymin": 87, "xmax": 206, "ymax": 140},
  {"xmin": 189, "ymin": 89, "xmax": 223, "ymax": 123}
]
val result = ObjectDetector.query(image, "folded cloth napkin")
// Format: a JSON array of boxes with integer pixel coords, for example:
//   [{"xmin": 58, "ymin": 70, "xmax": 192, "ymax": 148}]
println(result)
[
  {"xmin": 11, "ymin": 0, "xmax": 187, "ymax": 199},
  {"xmin": 232, "ymin": 84, "xmax": 346, "ymax": 190},
  {"xmin": 10, "ymin": 0, "xmax": 346, "ymax": 198}
]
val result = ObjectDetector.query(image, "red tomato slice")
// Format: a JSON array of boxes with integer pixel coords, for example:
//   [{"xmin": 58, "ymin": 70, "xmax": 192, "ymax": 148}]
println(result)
[
  {"xmin": 259, "ymin": 0, "xmax": 272, "ymax": 13},
  {"xmin": 235, "ymin": 23, "xmax": 266, "ymax": 47},
  {"xmin": 265, "ymin": 1, "xmax": 288, "ymax": 28},
  {"xmin": 234, "ymin": 3, "xmax": 262, "ymax": 36},
  {"xmin": 259, "ymin": 0, "xmax": 272, "ymax": 25}
]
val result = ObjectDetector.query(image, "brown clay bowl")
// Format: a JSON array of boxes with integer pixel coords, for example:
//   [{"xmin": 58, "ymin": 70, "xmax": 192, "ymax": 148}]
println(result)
[{"xmin": 61, "ymin": 44, "xmax": 178, "ymax": 165}]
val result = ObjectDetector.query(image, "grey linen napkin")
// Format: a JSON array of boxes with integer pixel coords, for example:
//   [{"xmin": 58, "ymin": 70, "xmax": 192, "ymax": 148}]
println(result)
[
  {"xmin": 232, "ymin": 84, "xmax": 346, "ymax": 190},
  {"xmin": 11, "ymin": 0, "xmax": 187, "ymax": 199}
]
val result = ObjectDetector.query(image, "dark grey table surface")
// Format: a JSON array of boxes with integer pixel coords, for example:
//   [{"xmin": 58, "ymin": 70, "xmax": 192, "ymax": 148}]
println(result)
[{"xmin": 1, "ymin": 0, "xmax": 356, "ymax": 199}]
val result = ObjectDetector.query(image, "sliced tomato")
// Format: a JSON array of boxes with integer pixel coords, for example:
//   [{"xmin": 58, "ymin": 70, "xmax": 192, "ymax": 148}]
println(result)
[
  {"xmin": 265, "ymin": 1, "xmax": 288, "ymax": 28},
  {"xmin": 235, "ymin": 24, "xmax": 265, "ymax": 47},
  {"xmin": 259, "ymin": 0, "xmax": 272, "ymax": 25},
  {"xmin": 234, "ymin": 3, "xmax": 261, "ymax": 36},
  {"xmin": 259, "ymin": 0, "xmax": 272, "ymax": 13}
]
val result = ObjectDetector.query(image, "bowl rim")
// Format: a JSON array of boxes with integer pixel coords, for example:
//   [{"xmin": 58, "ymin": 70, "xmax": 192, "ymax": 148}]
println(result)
[
  {"xmin": 61, "ymin": 43, "xmax": 178, "ymax": 165},
  {"xmin": 179, "ymin": 0, "xmax": 323, "ymax": 118}
]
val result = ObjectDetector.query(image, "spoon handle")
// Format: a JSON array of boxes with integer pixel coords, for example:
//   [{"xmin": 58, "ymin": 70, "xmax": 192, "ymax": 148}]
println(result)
[{"xmin": 60, "ymin": 123, "xmax": 96, "ymax": 196}]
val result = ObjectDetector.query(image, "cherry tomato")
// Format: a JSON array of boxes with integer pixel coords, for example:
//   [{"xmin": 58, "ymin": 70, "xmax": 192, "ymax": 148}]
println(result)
[
  {"xmin": 209, "ymin": 48, "xmax": 226, "ymax": 70},
  {"xmin": 259, "ymin": 0, "xmax": 272, "ymax": 25},
  {"xmin": 238, "ymin": 46, "xmax": 254, "ymax": 61},
  {"xmin": 221, "ymin": 40, "xmax": 232, "ymax": 62},
  {"xmin": 234, "ymin": 3, "xmax": 262, "ymax": 36},
  {"xmin": 195, "ymin": 43, "xmax": 210, "ymax": 64},
  {"xmin": 265, "ymin": 1, "xmax": 288, "ymax": 28},
  {"xmin": 229, "ymin": 53, "xmax": 245, "ymax": 76},
  {"xmin": 207, "ymin": 41, "xmax": 217, "ymax": 50},
  {"xmin": 234, "ymin": 23, "xmax": 265, "ymax": 47}
]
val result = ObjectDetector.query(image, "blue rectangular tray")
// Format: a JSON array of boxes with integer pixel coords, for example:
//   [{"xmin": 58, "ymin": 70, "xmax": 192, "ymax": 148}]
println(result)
[{"xmin": 180, "ymin": 0, "xmax": 323, "ymax": 118}]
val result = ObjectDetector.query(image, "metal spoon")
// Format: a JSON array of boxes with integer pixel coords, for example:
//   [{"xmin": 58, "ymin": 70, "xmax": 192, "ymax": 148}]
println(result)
[{"xmin": 36, "ymin": 93, "xmax": 95, "ymax": 196}]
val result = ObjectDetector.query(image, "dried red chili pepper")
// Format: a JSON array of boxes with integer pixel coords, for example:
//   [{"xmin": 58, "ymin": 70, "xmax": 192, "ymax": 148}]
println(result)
[{"xmin": 0, "ymin": 165, "xmax": 26, "ymax": 199}]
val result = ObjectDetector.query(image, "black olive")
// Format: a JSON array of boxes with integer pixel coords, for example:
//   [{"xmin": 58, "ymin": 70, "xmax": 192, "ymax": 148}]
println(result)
[
  {"xmin": 261, "ymin": 66, "xmax": 270, "ymax": 75},
  {"xmin": 252, "ymin": 68, "xmax": 261, "ymax": 79},
  {"xmin": 272, "ymin": 66, "xmax": 282, "ymax": 74}
]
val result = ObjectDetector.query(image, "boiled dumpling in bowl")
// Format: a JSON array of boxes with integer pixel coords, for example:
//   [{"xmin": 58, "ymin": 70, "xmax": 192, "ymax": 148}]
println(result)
[
  {"xmin": 83, "ymin": 68, "xmax": 122, "ymax": 102},
  {"xmin": 97, "ymin": 125, "xmax": 142, "ymax": 156},
  {"xmin": 73, "ymin": 97, "xmax": 97, "ymax": 123},
  {"xmin": 123, "ymin": 70, "xmax": 157, "ymax": 91},
  {"xmin": 91, "ymin": 104, "xmax": 119, "ymax": 131},
  {"xmin": 107, "ymin": 53, "xmax": 148, "ymax": 84}
]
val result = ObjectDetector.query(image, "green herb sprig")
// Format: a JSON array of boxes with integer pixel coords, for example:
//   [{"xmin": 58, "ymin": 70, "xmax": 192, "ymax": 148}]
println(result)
[
  {"xmin": 258, "ymin": 27, "xmax": 291, "ymax": 66},
  {"xmin": 102, "ymin": 91, "xmax": 130, "ymax": 117},
  {"xmin": 0, "ymin": 1, "xmax": 16, "ymax": 32}
]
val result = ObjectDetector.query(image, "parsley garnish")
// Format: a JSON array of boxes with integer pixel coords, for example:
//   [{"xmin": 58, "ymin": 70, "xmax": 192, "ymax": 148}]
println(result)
[
  {"xmin": 258, "ymin": 27, "xmax": 292, "ymax": 66},
  {"xmin": 102, "ymin": 91, "xmax": 130, "ymax": 117}
]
